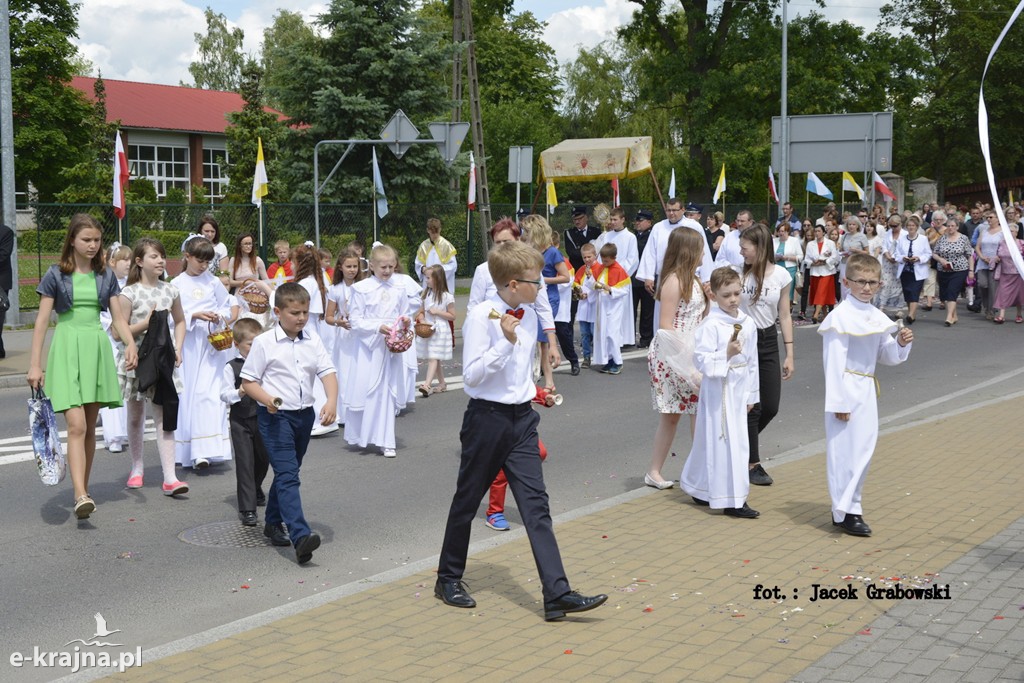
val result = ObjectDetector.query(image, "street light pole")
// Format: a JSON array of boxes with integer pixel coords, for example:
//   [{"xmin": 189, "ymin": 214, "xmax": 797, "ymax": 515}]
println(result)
[{"xmin": 780, "ymin": 0, "xmax": 789, "ymax": 205}]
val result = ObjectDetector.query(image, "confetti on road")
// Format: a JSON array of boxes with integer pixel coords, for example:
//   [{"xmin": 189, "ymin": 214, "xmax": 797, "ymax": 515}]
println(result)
[
  {"xmin": 858, "ymin": 628, "xmax": 872, "ymax": 635},
  {"xmin": 563, "ymin": 649, "xmax": 573, "ymax": 655}
]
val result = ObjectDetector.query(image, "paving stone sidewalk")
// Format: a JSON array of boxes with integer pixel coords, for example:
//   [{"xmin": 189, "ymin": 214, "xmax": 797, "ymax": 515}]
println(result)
[{"xmin": 97, "ymin": 397, "xmax": 1023, "ymax": 683}]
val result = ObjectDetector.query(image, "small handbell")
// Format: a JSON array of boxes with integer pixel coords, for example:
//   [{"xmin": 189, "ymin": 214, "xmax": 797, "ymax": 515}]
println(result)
[
  {"xmin": 730, "ymin": 323, "xmax": 743, "ymax": 342},
  {"xmin": 488, "ymin": 308, "xmax": 502, "ymax": 320}
]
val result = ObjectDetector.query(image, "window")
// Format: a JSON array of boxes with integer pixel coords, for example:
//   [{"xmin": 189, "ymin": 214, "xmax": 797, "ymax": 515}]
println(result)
[
  {"xmin": 128, "ymin": 144, "xmax": 189, "ymax": 197},
  {"xmin": 203, "ymin": 148, "xmax": 228, "ymax": 199}
]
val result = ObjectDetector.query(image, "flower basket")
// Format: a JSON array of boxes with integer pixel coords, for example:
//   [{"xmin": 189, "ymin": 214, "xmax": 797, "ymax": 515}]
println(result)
[{"xmin": 207, "ymin": 318, "xmax": 234, "ymax": 351}]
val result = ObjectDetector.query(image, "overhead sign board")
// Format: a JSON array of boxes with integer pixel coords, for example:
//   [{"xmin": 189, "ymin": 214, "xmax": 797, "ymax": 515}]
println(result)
[
  {"xmin": 380, "ymin": 110, "xmax": 420, "ymax": 159},
  {"xmin": 508, "ymin": 146, "xmax": 533, "ymax": 184},
  {"xmin": 771, "ymin": 112, "xmax": 893, "ymax": 173}
]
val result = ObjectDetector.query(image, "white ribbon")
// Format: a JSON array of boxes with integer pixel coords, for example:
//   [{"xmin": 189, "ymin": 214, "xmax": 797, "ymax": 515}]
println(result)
[
  {"xmin": 180, "ymin": 233, "xmax": 202, "ymax": 253},
  {"xmin": 979, "ymin": 2, "xmax": 1024, "ymax": 278}
]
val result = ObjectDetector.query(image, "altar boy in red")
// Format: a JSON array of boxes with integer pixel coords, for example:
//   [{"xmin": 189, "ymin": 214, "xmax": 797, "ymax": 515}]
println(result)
[
  {"xmin": 435, "ymin": 240, "xmax": 607, "ymax": 621},
  {"xmin": 586, "ymin": 243, "xmax": 634, "ymax": 374}
]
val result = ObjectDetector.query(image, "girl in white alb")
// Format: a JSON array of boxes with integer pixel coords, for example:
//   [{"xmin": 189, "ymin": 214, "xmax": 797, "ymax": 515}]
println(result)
[
  {"xmin": 171, "ymin": 236, "xmax": 236, "ymax": 469},
  {"xmin": 293, "ymin": 244, "xmax": 336, "ymax": 437},
  {"xmin": 325, "ymin": 249, "xmax": 363, "ymax": 424},
  {"xmin": 415, "ymin": 265, "xmax": 456, "ymax": 396},
  {"xmin": 99, "ymin": 245, "xmax": 131, "ymax": 453},
  {"xmin": 343, "ymin": 243, "xmax": 421, "ymax": 458}
]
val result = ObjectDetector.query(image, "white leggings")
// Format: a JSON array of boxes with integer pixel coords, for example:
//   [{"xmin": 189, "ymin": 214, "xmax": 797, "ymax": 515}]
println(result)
[{"xmin": 127, "ymin": 398, "xmax": 178, "ymax": 484}]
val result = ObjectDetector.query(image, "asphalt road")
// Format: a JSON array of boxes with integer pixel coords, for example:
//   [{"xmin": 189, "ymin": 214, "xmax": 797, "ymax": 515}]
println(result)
[{"xmin": 1, "ymin": 308, "xmax": 1021, "ymax": 682}]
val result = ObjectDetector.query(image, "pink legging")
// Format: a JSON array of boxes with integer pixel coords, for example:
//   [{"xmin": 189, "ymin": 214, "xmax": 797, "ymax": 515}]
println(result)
[{"xmin": 127, "ymin": 398, "xmax": 178, "ymax": 485}]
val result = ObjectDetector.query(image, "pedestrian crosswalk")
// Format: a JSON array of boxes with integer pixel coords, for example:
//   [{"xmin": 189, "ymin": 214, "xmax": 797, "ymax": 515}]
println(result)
[{"xmin": 0, "ymin": 420, "xmax": 157, "ymax": 467}]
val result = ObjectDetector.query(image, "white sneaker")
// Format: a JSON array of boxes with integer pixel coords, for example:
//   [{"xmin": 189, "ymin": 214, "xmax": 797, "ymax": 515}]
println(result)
[
  {"xmin": 310, "ymin": 422, "xmax": 338, "ymax": 437},
  {"xmin": 193, "ymin": 458, "xmax": 210, "ymax": 469},
  {"xmin": 382, "ymin": 448, "xmax": 397, "ymax": 458},
  {"xmin": 108, "ymin": 443, "xmax": 123, "ymax": 453}
]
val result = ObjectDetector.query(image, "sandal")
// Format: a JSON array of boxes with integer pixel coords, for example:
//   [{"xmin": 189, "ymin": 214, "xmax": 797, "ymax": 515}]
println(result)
[
  {"xmin": 432, "ymin": 383, "xmax": 447, "ymax": 394},
  {"xmin": 418, "ymin": 384, "xmax": 430, "ymax": 397},
  {"xmin": 74, "ymin": 495, "xmax": 95, "ymax": 520},
  {"xmin": 994, "ymin": 316, "xmax": 1005, "ymax": 324},
  {"xmin": 1016, "ymin": 316, "xmax": 1023, "ymax": 324}
]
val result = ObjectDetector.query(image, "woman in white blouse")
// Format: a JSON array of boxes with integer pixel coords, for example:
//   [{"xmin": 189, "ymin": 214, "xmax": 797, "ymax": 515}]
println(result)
[
  {"xmin": 802, "ymin": 223, "xmax": 840, "ymax": 323},
  {"xmin": 894, "ymin": 215, "xmax": 932, "ymax": 325},
  {"xmin": 773, "ymin": 224, "xmax": 803, "ymax": 312}
]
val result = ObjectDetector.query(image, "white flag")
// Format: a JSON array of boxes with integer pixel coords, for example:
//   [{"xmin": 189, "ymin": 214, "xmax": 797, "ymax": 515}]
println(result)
[
  {"xmin": 251, "ymin": 137, "xmax": 268, "ymax": 207},
  {"xmin": 372, "ymin": 148, "xmax": 389, "ymax": 219},
  {"xmin": 668, "ymin": 169, "xmax": 677, "ymax": 198},
  {"xmin": 467, "ymin": 152, "xmax": 477, "ymax": 209}
]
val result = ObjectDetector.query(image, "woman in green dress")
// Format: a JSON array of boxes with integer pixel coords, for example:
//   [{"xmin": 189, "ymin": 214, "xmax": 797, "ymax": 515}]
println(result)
[{"xmin": 28, "ymin": 214, "xmax": 138, "ymax": 521}]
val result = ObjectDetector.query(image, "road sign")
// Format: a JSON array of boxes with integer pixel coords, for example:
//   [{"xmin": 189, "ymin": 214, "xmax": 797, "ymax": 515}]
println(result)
[
  {"xmin": 771, "ymin": 112, "xmax": 893, "ymax": 173},
  {"xmin": 427, "ymin": 122, "xmax": 470, "ymax": 167},
  {"xmin": 380, "ymin": 110, "xmax": 420, "ymax": 159},
  {"xmin": 507, "ymin": 146, "xmax": 533, "ymax": 183}
]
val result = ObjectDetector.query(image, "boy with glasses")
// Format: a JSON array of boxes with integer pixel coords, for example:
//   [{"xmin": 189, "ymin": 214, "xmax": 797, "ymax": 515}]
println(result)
[{"xmin": 818, "ymin": 253, "xmax": 913, "ymax": 537}]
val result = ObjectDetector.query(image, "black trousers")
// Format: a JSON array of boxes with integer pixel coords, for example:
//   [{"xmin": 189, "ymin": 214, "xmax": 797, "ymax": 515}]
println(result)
[
  {"xmin": 632, "ymin": 284, "xmax": 655, "ymax": 344},
  {"xmin": 230, "ymin": 414, "xmax": 269, "ymax": 512},
  {"xmin": 438, "ymin": 399, "xmax": 570, "ymax": 602},
  {"xmin": 747, "ymin": 328, "xmax": 781, "ymax": 465},
  {"xmin": 554, "ymin": 321, "xmax": 578, "ymax": 367},
  {"xmin": 799, "ymin": 268, "xmax": 810, "ymax": 315}
]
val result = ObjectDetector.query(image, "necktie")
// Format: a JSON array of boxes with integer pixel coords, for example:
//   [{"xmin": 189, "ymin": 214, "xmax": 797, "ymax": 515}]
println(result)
[
  {"xmin": 506, "ymin": 308, "xmax": 525, "ymax": 320},
  {"xmin": 907, "ymin": 238, "xmax": 914, "ymax": 259}
]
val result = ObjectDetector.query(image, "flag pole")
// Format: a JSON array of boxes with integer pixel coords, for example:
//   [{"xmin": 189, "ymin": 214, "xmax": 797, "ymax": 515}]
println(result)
[
  {"xmin": 806, "ymin": 188, "xmax": 809, "ymax": 222},
  {"xmin": 466, "ymin": 206, "xmax": 471, "ymax": 242}
]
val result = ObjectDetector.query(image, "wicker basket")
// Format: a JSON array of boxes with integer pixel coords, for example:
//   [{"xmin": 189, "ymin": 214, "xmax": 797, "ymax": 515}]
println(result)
[
  {"xmin": 414, "ymin": 321, "xmax": 435, "ymax": 339},
  {"xmin": 385, "ymin": 316, "xmax": 414, "ymax": 353},
  {"xmin": 238, "ymin": 279, "xmax": 269, "ymax": 314},
  {"xmin": 207, "ymin": 318, "xmax": 234, "ymax": 351}
]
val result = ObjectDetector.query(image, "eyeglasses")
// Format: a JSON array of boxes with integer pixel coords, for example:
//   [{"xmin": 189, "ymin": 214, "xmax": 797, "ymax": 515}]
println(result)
[
  {"xmin": 509, "ymin": 278, "xmax": 542, "ymax": 288},
  {"xmin": 849, "ymin": 278, "xmax": 881, "ymax": 289},
  {"xmin": 666, "ymin": 208, "xmax": 682, "ymax": 213},
  {"xmin": 858, "ymin": 214, "xmax": 868, "ymax": 218}
]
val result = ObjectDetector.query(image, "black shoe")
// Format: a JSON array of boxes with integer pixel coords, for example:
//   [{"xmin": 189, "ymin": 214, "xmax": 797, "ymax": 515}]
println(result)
[
  {"xmin": 256, "ymin": 490, "xmax": 267, "ymax": 507},
  {"xmin": 922, "ymin": 304, "xmax": 933, "ymax": 311},
  {"xmin": 724, "ymin": 503, "xmax": 760, "ymax": 518},
  {"xmin": 295, "ymin": 533, "xmax": 321, "ymax": 564},
  {"xmin": 435, "ymin": 579, "xmax": 476, "ymax": 608},
  {"xmin": 544, "ymin": 590, "xmax": 608, "ymax": 621},
  {"xmin": 691, "ymin": 496, "xmax": 710, "ymax": 506},
  {"xmin": 263, "ymin": 522, "xmax": 290, "ymax": 547},
  {"xmin": 240, "ymin": 511, "xmax": 258, "ymax": 527},
  {"xmin": 749, "ymin": 464, "xmax": 774, "ymax": 486},
  {"xmin": 570, "ymin": 364, "xmax": 581, "ymax": 376},
  {"xmin": 638, "ymin": 340, "xmax": 651, "ymax": 349},
  {"xmin": 904, "ymin": 315, "xmax": 915, "ymax": 326},
  {"xmin": 833, "ymin": 513, "xmax": 871, "ymax": 536}
]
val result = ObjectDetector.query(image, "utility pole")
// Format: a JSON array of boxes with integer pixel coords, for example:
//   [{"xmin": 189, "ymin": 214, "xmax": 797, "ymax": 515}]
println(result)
[
  {"xmin": 0, "ymin": 2, "xmax": 20, "ymax": 325},
  {"xmin": 457, "ymin": 0, "xmax": 491, "ymax": 242},
  {"xmin": 450, "ymin": 0, "xmax": 463, "ymax": 196}
]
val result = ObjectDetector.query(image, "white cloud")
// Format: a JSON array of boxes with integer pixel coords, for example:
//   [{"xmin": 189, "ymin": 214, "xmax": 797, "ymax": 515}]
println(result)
[
  {"xmin": 542, "ymin": 0, "xmax": 636, "ymax": 67},
  {"xmin": 76, "ymin": 0, "xmax": 205, "ymax": 85},
  {"xmin": 235, "ymin": 2, "xmax": 327, "ymax": 60}
]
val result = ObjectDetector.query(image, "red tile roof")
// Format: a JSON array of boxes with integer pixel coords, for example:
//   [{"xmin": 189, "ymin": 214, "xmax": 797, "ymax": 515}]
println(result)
[{"xmin": 70, "ymin": 76, "xmax": 282, "ymax": 135}]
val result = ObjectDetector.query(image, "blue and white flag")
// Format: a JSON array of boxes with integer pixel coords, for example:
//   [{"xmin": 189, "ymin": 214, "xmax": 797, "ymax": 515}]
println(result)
[
  {"xmin": 806, "ymin": 172, "xmax": 833, "ymax": 200},
  {"xmin": 372, "ymin": 147, "xmax": 389, "ymax": 219}
]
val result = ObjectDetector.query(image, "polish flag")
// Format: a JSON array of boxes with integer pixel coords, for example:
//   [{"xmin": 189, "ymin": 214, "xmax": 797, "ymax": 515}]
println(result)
[
  {"xmin": 112, "ymin": 131, "xmax": 129, "ymax": 219},
  {"xmin": 467, "ymin": 152, "xmax": 477, "ymax": 210},
  {"xmin": 872, "ymin": 171, "xmax": 896, "ymax": 201},
  {"xmin": 611, "ymin": 177, "xmax": 620, "ymax": 207},
  {"xmin": 768, "ymin": 165, "xmax": 779, "ymax": 205}
]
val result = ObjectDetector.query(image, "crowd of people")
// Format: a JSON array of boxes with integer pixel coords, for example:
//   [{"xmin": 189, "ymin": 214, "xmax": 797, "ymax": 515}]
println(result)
[{"xmin": 26, "ymin": 196, "xmax": 1020, "ymax": 611}]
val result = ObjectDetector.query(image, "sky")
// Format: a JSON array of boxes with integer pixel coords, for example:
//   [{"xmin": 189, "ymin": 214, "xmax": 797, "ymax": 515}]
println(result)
[{"xmin": 72, "ymin": 0, "xmax": 890, "ymax": 87}]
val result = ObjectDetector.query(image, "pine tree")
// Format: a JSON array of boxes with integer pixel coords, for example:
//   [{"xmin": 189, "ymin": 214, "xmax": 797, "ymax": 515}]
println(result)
[{"xmin": 222, "ymin": 60, "xmax": 286, "ymax": 204}]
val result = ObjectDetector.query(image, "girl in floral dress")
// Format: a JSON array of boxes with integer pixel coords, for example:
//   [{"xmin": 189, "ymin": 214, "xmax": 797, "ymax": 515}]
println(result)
[{"xmin": 645, "ymin": 229, "xmax": 709, "ymax": 489}]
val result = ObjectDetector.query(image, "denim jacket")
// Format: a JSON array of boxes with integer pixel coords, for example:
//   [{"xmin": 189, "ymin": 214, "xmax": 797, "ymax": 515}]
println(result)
[{"xmin": 37, "ymin": 265, "xmax": 121, "ymax": 314}]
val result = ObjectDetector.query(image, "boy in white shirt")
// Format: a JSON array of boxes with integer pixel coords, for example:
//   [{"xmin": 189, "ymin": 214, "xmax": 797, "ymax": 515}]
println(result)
[
  {"xmin": 574, "ymin": 243, "xmax": 598, "ymax": 367},
  {"xmin": 819, "ymin": 253, "xmax": 913, "ymax": 536},
  {"xmin": 435, "ymin": 241, "xmax": 607, "ymax": 621},
  {"xmin": 681, "ymin": 267, "xmax": 760, "ymax": 517},
  {"xmin": 240, "ymin": 284, "xmax": 338, "ymax": 564}
]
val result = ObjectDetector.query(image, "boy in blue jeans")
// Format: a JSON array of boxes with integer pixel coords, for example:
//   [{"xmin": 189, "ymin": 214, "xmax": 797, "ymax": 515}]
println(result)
[
  {"xmin": 241, "ymin": 283, "xmax": 337, "ymax": 564},
  {"xmin": 574, "ymin": 242, "xmax": 597, "ymax": 367}
]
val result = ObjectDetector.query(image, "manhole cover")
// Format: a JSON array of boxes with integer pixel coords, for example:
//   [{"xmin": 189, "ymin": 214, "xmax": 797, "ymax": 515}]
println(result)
[{"xmin": 179, "ymin": 521, "xmax": 275, "ymax": 548}]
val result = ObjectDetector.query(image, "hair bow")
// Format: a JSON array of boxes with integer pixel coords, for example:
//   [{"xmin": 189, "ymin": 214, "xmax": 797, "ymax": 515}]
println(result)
[
  {"xmin": 304, "ymin": 240, "xmax": 315, "ymax": 247},
  {"xmin": 181, "ymin": 233, "xmax": 202, "ymax": 253}
]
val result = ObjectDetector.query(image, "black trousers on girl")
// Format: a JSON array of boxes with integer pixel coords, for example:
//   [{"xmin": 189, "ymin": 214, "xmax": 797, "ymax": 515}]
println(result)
[{"xmin": 747, "ymin": 327, "xmax": 781, "ymax": 464}]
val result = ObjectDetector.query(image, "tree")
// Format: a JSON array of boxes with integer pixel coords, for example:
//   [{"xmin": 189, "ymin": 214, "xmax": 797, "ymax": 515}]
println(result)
[
  {"xmin": 267, "ymin": 0, "xmax": 451, "ymax": 203},
  {"xmin": 55, "ymin": 74, "xmax": 121, "ymax": 204},
  {"xmin": 261, "ymin": 10, "xmax": 316, "ymax": 111},
  {"xmin": 880, "ymin": 0, "xmax": 1024, "ymax": 196},
  {"xmin": 10, "ymin": 0, "xmax": 96, "ymax": 201},
  {"xmin": 222, "ymin": 60, "xmax": 287, "ymax": 204},
  {"xmin": 186, "ymin": 7, "xmax": 246, "ymax": 91}
]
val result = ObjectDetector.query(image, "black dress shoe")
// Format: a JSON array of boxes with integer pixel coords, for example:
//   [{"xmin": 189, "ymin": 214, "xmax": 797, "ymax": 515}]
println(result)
[
  {"xmin": 692, "ymin": 496, "xmax": 710, "ymax": 506},
  {"xmin": 749, "ymin": 463, "xmax": 774, "ymax": 486},
  {"xmin": 239, "ymin": 511, "xmax": 258, "ymax": 527},
  {"xmin": 435, "ymin": 579, "xmax": 476, "ymax": 608},
  {"xmin": 904, "ymin": 315, "xmax": 915, "ymax": 326},
  {"xmin": 570, "ymin": 364, "xmax": 581, "ymax": 376},
  {"xmin": 263, "ymin": 522, "xmax": 290, "ymax": 546},
  {"xmin": 833, "ymin": 513, "xmax": 871, "ymax": 536},
  {"xmin": 638, "ymin": 340, "xmax": 651, "ymax": 349},
  {"xmin": 294, "ymin": 532, "xmax": 321, "ymax": 564},
  {"xmin": 724, "ymin": 503, "xmax": 760, "ymax": 518},
  {"xmin": 256, "ymin": 490, "xmax": 267, "ymax": 507},
  {"xmin": 544, "ymin": 590, "xmax": 608, "ymax": 621}
]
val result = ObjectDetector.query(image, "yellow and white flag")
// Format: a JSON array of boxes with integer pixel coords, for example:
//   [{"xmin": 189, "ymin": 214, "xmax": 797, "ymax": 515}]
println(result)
[
  {"xmin": 546, "ymin": 181, "xmax": 558, "ymax": 212},
  {"xmin": 842, "ymin": 171, "xmax": 864, "ymax": 200},
  {"xmin": 712, "ymin": 164, "xmax": 726, "ymax": 204},
  {"xmin": 251, "ymin": 137, "xmax": 269, "ymax": 206}
]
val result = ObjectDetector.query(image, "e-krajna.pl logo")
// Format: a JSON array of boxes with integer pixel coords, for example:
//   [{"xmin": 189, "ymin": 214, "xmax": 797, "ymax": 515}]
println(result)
[{"xmin": 9, "ymin": 613, "xmax": 142, "ymax": 674}]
